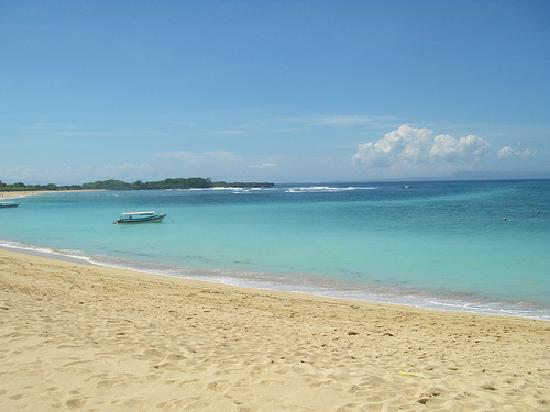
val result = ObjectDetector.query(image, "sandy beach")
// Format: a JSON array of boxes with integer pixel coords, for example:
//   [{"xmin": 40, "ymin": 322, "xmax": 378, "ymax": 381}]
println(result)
[
  {"xmin": 0, "ymin": 248, "xmax": 548, "ymax": 411},
  {"xmin": 0, "ymin": 190, "xmax": 47, "ymax": 199},
  {"xmin": 0, "ymin": 190, "xmax": 104, "ymax": 200}
]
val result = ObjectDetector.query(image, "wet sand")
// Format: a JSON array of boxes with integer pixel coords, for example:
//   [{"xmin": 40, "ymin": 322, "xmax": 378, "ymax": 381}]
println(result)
[{"xmin": 0, "ymin": 248, "xmax": 549, "ymax": 411}]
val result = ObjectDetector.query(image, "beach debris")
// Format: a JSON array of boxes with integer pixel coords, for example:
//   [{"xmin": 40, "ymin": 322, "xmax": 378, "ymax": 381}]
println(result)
[
  {"xmin": 417, "ymin": 390, "xmax": 441, "ymax": 404},
  {"xmin": 399, "ymin": 370, "xmax": 426, "ymax": 378},
  {"xmin": 383, "ymin": 332, "xmax": 394, "ymax": 336},
  {"xmin": 481, "ymin": 384, "xmax": 496, "ymax": 391},
  {"xmin": 348, "ymin": 331, "xmax": 359, "ymax": 335}
]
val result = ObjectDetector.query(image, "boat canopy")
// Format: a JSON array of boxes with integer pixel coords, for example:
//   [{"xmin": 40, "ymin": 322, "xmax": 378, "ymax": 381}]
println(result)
[{"xmin": 121, "ymin": 211, "xmax": 156, "ymax": 215}]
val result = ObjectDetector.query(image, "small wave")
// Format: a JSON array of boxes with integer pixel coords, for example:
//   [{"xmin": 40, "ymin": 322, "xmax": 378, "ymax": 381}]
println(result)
[
  {"xmin": 286, "ymin": 186, "xmax": 378, "ymax": 193},
  {"xmin": 180, "ymin": 187, "xmax": 273, "ymax": 192},
  {"xmin": 0, "ymin": 240, "xmax": 94, "ymax": 264},
  {"xmin": 211, "ymin": 187, "xmax": 241, "ymax": 191},
  {"xmin": 2, "ymin": 239, "xmax": 548, "ymax": 321}
]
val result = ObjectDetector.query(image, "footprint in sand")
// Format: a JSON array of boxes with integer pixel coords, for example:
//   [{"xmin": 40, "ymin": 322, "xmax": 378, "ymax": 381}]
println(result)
[
  {"xmin": 142, "ymin": 348, "xmax": 163, "ymax": 357},
  {"xmin": 96, "ymin": 379, "xmax": 115, "ymax": 389},
  {"xmin": 66, "ymin": 398, "xmax": 86, "ymax": 409}
]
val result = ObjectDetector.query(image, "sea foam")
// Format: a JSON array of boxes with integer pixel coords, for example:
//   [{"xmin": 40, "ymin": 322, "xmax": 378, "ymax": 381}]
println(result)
[{"xmin": 286, "ymin": 186, "xmax": 378, "ymax": 193}]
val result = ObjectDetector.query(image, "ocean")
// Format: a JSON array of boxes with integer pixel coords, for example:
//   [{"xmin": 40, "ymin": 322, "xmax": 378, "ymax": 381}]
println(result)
[{"xmin": 1, "ymin": 180, "xmax": 549, "ymax": 319}]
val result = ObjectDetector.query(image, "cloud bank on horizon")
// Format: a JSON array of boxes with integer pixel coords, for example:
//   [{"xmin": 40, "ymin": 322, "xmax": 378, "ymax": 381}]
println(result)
[{"xmin": 0, "ymin": 120, "xmax": 544, "ymax": 184}]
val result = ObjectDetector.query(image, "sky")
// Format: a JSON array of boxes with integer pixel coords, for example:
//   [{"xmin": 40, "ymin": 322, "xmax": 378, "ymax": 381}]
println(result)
[{"xmin": 1, "ymin": 0, "xmax": 549, "ymax": 184}]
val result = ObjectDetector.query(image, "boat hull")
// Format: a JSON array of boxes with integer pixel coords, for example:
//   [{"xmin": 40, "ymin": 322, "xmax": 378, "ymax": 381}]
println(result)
[
  {"xmin": 0, "ymin": 203, "xmax": 19, "ymax": 208},
  {"xmin": 114, "ymin": 214, "xmax": 166, "ymax": 224}
]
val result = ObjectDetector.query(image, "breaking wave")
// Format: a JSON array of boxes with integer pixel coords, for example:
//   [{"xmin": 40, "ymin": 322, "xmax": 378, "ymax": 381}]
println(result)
[{"xmin": 286, "ymin": 186, "xmax": 378, "ymax": 193}]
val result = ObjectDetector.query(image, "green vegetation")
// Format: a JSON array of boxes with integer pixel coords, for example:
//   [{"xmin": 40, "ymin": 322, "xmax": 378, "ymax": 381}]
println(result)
[
  {"xmin": 0, "ymin": 180, "xmax": 81, "ymax": 192},
  {"xmin": 0, "ymin": 178, "xmax": 274, "ymax": 191}
]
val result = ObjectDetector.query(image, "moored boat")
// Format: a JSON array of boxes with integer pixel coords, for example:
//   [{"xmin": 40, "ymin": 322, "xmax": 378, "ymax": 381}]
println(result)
[
  {"xmin": 113, "ymin": 211, "xmax": 166, "ymax": 224},
  {"xmin": 0, "ymin": 202, "xmax": 19, "ymax": 208}
]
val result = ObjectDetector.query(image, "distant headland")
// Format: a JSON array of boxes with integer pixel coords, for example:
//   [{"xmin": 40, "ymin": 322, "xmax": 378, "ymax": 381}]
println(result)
[{"xmin": 0, "ymin": 178, "xmax": 275, "ymax": 192}]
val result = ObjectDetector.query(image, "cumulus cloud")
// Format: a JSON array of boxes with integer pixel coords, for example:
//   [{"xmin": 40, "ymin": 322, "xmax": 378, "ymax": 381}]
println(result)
[
  {"xmin": 496, "ymin": 146, "xmax": 535, "ymax": 160},
  {"xmin": 352, "ymin": 125, "xmax": 490, "ymax": 167}
]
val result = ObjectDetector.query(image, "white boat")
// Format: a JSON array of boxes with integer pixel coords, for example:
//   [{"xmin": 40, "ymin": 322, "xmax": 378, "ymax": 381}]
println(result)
[{"xmin": 113, "ymin": 211, "xmax": 166, "ymax": 224}]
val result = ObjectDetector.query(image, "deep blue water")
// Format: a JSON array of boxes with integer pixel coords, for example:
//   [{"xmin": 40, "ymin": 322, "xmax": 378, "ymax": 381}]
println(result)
[{"xmin": 1, "ymin": 180, "xmax": 549, "ymax": 319}]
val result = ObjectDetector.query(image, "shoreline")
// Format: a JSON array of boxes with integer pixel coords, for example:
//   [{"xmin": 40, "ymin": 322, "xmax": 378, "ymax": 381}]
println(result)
[
  {"xmin": 0, "ymin": 239, "xmax": 548, "ymax": 322},
  {"xmin": 0, "ymin": 189, "xmax": 105, "ymax": 199},
  {"xmin": 1, "ymin": 247, "xmax": 549, "ymax": 410},
  {"xmin": 3, "ymin": 243, "xmax": 550, "ymax": 324}
]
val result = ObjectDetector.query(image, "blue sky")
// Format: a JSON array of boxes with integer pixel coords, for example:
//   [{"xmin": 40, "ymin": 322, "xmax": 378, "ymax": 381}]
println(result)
[{"xmin": 1, "ymin": 0, "xmax": 549, "ymax": 183}]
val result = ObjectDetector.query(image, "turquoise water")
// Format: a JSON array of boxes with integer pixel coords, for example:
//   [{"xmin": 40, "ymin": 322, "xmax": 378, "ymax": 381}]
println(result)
[{"xmin": 1, "ymin": 180, "xmax": 549, "ymax": 319}]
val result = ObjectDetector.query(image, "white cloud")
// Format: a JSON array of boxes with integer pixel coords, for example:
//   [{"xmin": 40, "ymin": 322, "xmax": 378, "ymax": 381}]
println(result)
[
  {"xmin": 0, "ymin": 163, "xmax": 154, "ymax": 184},
  {"xmin": 156, "ymin": 151, "xmax": 201, "ymax": 161},
  {"xmin": 155, "ymin": 150, "xmax": 239, "ymax": 161},
  {"xmin": 250, "ymin": 162, "xmax": 278, "ymax": 169},
  {"xmin": 353, "ymin": 125, "xmax": 489, "ymax": 167},
  {"xmin": 311, "ymin": 115, "xmax": 373, "ymax": 126},
  {"xmin": 496, "ymin": 146, "xmax": 535, "ymax": 160},
  {"xmin": 430, "ymin": 134, "xmax": 489, "ymax": 161},
  {"xmin": 286, "ymin": 114, "xmax": 384, "ymax": 127}
]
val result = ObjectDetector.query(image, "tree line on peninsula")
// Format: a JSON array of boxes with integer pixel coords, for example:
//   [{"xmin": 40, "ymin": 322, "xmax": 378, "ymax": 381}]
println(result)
[{"xmin": 0, "ymin": 178, "xmax": 275, "ymax": 191}]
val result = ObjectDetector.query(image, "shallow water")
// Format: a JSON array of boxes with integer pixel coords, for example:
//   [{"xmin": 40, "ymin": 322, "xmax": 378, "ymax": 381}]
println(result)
[{"xmin": 1, "ymin": 180, "xmax": 549, "ymax": 319}]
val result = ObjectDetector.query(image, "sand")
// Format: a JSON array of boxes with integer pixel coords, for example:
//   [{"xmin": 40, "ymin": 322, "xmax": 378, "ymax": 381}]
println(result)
[
  {"xmin": 0, "ymin": 189, "xmax": 104, "ymax": 200},
  {"xmin": 0, "ymin": 190, "xmax": 46, "ymax": 199},
  {"xmin": 0, "ymin": 249, "xmax": 549, "ymax": 411}
]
